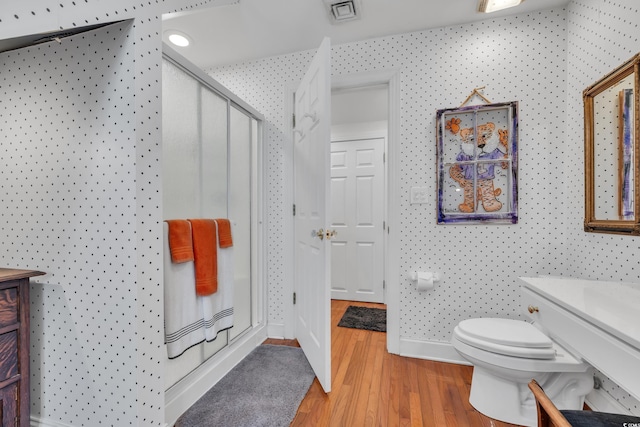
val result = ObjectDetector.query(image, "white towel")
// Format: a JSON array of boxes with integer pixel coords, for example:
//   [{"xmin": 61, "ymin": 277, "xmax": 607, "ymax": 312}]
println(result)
[
  {"xmin": 163, "ymin": 222, "xmax": 206, "ymax": 359},
  {"xmin": 200, "ymin": 219, "xmax": 234, "ymax": 341}
]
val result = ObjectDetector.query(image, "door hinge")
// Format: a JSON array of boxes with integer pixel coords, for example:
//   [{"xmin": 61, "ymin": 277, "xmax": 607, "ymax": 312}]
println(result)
[
  {"xmin": 293, "ymin": 113, "xmax": 296, "ymax": 128},
  {"xmin": 383, "ymin": 280, "xmax": 386, "ymax": 289},
  {"xmin": 383, "ymin": 220, "xmax": 386, "ymax": 230},
  {"xmin": 293, "ymin": 292, "xmax": 297, "ymax": 305},
  {"xmin": 387, "ymin": 225, "xmax": 390, "ymax": 234},
  {"xmin": 293, "ymin": 204, "xmax": 296, "ymax": 216},
  {"xmin": 383, "ymin": 152, "xmax": 386, "ymax": 163}
]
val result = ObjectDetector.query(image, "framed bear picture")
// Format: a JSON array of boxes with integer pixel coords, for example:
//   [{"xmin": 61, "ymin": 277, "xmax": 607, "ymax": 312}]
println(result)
[{"xmin": 436, "ymin": 101, "xmax": 518, "ymax": 224}]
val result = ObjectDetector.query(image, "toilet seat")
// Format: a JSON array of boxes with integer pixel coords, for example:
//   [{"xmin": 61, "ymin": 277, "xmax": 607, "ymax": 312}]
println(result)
[{"xmin": 454, "ymin": 318, "xmax": 556, "ymax": 360}]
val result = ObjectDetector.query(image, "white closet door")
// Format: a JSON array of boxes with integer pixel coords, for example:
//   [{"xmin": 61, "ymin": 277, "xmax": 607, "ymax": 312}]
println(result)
[{"xmin": 330, "ymin": 137, "xmax": 385, "ymax": 303}]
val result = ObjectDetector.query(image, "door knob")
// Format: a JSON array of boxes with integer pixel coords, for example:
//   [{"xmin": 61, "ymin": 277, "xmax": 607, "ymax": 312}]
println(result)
[
  {"xmin": 325, "ymin": 229, "xmax": 337, "ymax": 240},
  {"xmin": 313, "ymin": 229, "xmax": 325, "ymax": 240}
]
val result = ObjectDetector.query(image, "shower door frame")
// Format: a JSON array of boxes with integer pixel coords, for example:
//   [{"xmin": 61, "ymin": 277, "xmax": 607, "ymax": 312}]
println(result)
[{"xmin": 161, "ymin": 43, "xmax": 267, "ymax": 426}]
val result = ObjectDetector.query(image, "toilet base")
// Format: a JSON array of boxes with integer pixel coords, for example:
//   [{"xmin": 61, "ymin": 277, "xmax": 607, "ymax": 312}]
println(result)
[{"xmin": 469, "ymin": 366, "xmax": 593, "ymax": 427}]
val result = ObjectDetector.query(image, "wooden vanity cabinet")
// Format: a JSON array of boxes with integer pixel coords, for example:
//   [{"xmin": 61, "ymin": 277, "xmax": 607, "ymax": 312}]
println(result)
[{"xmin": 0, "ymin": 269, "xmax": 44, "ymax": 427}]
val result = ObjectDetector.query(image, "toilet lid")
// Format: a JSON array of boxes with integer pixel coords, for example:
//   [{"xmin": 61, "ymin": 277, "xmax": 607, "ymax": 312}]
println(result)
[
  {"xmin": 457, "ymin": 318, "xmax": 553, "ymax": 348},
  {"xmin": 454, "ymin": 318, "xmax": 556, "ymax": 359}
]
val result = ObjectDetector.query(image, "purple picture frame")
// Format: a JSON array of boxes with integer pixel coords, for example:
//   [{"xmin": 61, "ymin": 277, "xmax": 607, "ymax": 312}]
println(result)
[{"xmin": 436, "ymin": 101, "xmax": 518, "ymax": 224}]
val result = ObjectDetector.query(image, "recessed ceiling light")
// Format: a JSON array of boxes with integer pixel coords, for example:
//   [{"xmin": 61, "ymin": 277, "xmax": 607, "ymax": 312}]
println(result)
[
  {"xmin": 166, "ymin": 30, "xmax": 191, "ymax": 47},
  {"xmin": 478, "ymin": 0, "xmax": 525, "ymax": 13}
]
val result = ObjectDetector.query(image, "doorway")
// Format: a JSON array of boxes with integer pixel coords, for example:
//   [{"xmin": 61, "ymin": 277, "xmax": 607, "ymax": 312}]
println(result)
[
  {"xmin": 330, "ymin": 84, "xmax": 388, "ymax": 304},
  {"xmin": 288, "ymin": 67, "xmax": 401, "ymax": 372}
]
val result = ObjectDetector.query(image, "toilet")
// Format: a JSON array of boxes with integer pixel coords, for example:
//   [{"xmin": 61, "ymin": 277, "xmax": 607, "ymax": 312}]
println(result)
[{"xmin": 451, "ymin": 318, "xmax": 593, "ymax": 427}]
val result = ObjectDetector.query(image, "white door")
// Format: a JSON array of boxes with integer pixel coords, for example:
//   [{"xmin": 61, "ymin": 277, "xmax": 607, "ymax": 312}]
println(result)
[
  {"xmin": 330, "ymin": 137, "xmax": 385, "ymax": 303},
  {"xmin": 293, "ymin": 37, "xmax": 332, "ymax": 393}
]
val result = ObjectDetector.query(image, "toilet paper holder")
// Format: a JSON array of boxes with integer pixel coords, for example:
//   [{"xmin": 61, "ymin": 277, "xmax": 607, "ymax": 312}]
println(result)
[{"xmin": 408, "ymin": 271, "xmax": 441, "ymax": 282}]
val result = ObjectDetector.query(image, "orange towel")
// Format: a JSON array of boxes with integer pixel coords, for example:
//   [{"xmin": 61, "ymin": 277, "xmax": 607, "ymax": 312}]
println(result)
[
  {"xmin": 165, "ymin": 219, "xmax": 194, "ymax": 263},
  {"xmin": 215, "ymin": 219, "xmax": 233, "ymax": 248},
  {"xmin": 189, "ymin": 219, "xmax": 218, "ymax": 296}
]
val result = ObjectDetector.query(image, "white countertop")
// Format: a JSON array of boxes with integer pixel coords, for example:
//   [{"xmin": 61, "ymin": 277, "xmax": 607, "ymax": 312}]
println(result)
[{"xmin": 519, "ymin": 276, "xmax": 640, "ymax": 351}]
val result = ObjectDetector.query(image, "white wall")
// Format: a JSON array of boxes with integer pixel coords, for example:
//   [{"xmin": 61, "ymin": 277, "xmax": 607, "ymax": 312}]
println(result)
[
  {"xmin": 331, "ymin": 120, "xmax": 388, "ymax": 141},
  {"xmin": 0, "ymin": 0, "xmax": 218, "ymax": 425},
  {"xmin": 332, "ymin": 85, "xmax": 388, "ymax": 125},
  {"xmin": 564, "ymin": 0, "xmax": 640, "ymax": 414}
]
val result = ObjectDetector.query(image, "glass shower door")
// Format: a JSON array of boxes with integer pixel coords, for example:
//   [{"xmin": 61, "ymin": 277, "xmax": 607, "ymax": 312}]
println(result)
[{"xmin": 161, "ymin": 57, "xmax": 256, "ymax": 389}]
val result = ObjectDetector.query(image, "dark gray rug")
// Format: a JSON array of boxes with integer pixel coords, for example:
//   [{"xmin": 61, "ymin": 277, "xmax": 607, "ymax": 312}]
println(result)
[
  {"xmin": 175, "ymin": 344, "xmax": 315, "ymax": 427},
  {"xmin": 337, "ymin": 306, "xmax": 387, "ymax": 332}
]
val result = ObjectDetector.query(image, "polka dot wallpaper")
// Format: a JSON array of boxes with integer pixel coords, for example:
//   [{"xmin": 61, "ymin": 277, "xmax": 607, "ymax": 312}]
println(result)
[{"xmin": 0, "ymin": 21, "xmax": 140, "ymax": 425}]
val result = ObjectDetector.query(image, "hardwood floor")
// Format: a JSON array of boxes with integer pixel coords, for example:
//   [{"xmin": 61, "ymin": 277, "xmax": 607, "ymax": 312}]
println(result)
[{"xmin": 265, "ymin": 300, "xmax": 520, "ymax": 427}]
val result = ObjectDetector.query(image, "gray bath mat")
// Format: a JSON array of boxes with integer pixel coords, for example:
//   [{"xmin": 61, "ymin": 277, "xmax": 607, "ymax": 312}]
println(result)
[
  {"xmin": 338, "ymin": 306, "xmax": 387, "ymax": 332},
  {"xmin": 175, "ymin": 344, "xmax": 315, "ymax": 427}
]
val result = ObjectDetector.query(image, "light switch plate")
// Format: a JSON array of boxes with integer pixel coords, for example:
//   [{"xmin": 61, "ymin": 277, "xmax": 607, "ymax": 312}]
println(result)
[{"xmin": 410, "ymin": 186, "xmax": 429, "ymax": 204}]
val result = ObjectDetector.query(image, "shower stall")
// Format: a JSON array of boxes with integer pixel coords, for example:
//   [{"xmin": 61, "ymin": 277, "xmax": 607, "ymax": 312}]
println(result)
[{"xmin": 161, "ymin": 45, "xmax": 265, "ymax": 420}]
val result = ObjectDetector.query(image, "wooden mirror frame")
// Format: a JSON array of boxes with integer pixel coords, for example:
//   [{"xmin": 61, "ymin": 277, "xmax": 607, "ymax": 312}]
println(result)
[{"xmin": 584, "ymin": 53, "xmax": 640, "ymax": 235}]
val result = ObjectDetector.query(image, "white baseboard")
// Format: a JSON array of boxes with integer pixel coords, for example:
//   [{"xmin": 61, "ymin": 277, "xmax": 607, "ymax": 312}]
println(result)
[
  {"xmin": 586, "ymin": 387, "xmax": 636, "ymax": 415},
  {"xmin": 399, "ymin": 338, "xmax": 471, "ymax": 365},
  {"xmin": 164, "ymin": 324, "xmax": 266, "ymax": 426},
  {"xmin": 267, "ymin": 322, "xmax": 285, "ymax": 339}
]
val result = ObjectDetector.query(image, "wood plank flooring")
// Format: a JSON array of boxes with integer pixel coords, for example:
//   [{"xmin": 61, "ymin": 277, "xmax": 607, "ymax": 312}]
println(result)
[{"xmin": 265, "ymin": 300, "xmax": 520, "ymax": 427}]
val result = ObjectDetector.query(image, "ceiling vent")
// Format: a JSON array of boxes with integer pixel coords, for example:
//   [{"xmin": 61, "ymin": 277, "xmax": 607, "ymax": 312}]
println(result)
[{"xmin": 324, "ymin": 0, "xmax": 361, "ymax": 24}]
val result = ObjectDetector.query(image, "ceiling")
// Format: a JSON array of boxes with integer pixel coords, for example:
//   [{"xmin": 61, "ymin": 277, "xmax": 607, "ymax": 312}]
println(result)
[{"xmin": 162, "ymin": 0, "xmax": 570, "ymax": 70}]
